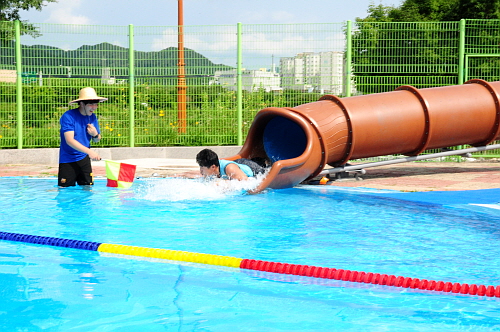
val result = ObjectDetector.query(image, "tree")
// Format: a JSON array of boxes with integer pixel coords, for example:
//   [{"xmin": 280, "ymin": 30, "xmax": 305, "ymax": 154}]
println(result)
[
  {"xmin": 351, "ymin": 0, "xmax": 500, "ymax": 94},
  {"xmin": 445, "ymin": 0, "xmax": 500, "ymax": 20},
  {"xmin": 0, "ymin": 0, "xmax": 57, "ymax": 43},
  {"xmin": 389, "ymin": 0, "xmax": 458, "ymax": 21},
  {"xmin": 358, "ymin": 0, "xmax": 500, "ymax": 22},
  {"xmin": 0, "ymin": 0, "xmax": 57, "ymax": 21}
]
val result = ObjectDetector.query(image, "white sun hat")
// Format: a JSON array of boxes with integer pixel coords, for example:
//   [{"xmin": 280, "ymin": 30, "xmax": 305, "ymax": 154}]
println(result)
[{"xmin": 69, "ymin": 87, "xmax": 108, "ymax": 104}]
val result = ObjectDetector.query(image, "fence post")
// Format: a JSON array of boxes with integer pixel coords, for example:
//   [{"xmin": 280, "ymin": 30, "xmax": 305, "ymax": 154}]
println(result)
[
  {"xmin": 14, "ymin": 21, "xmax": 23, "ymax": 149},
  {"xmin": 128, "ymin": 24, "xmax": 135, "ymax": 147},
  {"xmin": 345, "ymin": 20, "xmax": 352, "ymax": 97},
  {"xmin": 236, "ymin": 22, "xmax": 243, "ymax": 146},
  {"xmin": 458, "ymin": 19, "xmax": 466, "ymax": 84},
  {"xmin": 15, "ymin": 20, "xmax": 23, "ymax": 149}
]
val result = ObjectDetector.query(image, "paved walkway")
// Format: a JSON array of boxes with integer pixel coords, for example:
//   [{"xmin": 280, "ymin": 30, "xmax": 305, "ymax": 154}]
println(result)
[
  {"xmin": 320, "ymin": 161, "xmax": 500, "ymax": 192},
  {"xmin": 1, "ymin": 159, "xmax": 499, "ymax": 192}
]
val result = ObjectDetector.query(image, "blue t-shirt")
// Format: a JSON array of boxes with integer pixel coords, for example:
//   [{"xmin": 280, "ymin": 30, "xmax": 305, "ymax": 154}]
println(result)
[
  {"xmin": 219, "ymin": 160, "xmax": 254, "ymax": 178},
  {"xmin": 59, "ymin": 108, "xmax": 100, "ymax": 163}
]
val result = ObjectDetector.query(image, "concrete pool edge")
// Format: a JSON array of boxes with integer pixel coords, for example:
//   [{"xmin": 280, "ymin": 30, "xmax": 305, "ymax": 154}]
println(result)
[{"xmin": 0, "ymin": 146, "xmax": 242, "ymax": 165}]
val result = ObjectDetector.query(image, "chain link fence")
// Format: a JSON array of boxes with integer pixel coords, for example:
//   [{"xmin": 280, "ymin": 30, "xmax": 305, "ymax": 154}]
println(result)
[{"xmin": 1, "ymin": 19, "xmax": 500, "ymax": 157}]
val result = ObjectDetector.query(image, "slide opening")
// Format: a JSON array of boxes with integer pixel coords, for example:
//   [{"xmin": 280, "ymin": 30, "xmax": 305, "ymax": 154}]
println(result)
[{"xmin": 263, "ymin": 116, "xmax": 307, "ymax": 163}]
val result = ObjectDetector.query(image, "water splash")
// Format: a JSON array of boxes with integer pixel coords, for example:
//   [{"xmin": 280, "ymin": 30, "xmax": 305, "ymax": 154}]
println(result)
[{"xmin": 135, "ymin": 172, "xmax": 267, "ymax": 202}]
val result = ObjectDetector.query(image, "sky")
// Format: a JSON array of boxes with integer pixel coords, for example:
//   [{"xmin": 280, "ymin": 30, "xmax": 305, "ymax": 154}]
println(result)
[
  {"xmin": 17, "ymin": 0, "xmax": 399, "ymax": 69},
  {"xmin": 19, "ymin": 0, "xmax": 397, "ymax": 26}
]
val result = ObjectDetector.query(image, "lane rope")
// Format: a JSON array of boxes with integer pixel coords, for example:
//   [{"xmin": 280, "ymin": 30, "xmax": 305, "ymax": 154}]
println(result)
[{"xmin": 1, "ymin": 231, "xmax": 499, "ymax": 298}]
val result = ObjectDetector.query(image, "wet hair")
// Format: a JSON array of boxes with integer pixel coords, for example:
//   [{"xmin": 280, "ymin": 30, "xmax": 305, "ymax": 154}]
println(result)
[{"xmin": 196, "ymin": 148, "xmax": 220, "ymax": 168}]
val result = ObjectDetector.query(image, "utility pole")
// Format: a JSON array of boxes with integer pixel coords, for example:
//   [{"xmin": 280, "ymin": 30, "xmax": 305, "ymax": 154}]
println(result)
[{"xmin": 177, "ymin": 0, "xmax": 187, "ymax": 133}]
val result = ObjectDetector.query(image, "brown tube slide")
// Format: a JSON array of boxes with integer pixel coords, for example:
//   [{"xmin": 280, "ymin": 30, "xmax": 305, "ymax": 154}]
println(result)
[{"xmin": 224, "ymin": 79, "xmax": 500, "ymax": 193}]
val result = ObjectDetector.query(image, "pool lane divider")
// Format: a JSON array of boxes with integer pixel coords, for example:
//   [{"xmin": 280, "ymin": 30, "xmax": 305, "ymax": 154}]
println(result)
[{"xmin": 1, "ymin": 231, "xmax": 499, "ymax": 298}]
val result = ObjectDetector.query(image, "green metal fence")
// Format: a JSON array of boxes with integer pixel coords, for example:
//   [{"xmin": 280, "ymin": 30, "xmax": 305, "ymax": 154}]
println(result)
[
  {"xmin": 351, "ymin": 21, "xmax": 461, "ymax": 94},
  {"xmin": 1, "ymin": 19, "xmax": 500, "ymax": 157}
]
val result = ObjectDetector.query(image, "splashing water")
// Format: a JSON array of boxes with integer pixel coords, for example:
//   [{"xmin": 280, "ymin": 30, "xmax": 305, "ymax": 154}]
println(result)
[{"xmin": 135, "ymin": 172, "xmax": 268, "ymax": 202}]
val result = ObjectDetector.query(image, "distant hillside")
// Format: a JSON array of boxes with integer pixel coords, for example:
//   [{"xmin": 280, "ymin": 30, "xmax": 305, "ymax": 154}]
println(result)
[{"xmin": 0, "ymin": 42, "xmax": 233, "ymax": 78}]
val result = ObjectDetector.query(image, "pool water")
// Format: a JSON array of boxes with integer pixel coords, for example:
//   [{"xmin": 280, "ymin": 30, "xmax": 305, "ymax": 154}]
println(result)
[{"xmin": 1, "ymin": 177, "xmax": 500, "ymax": 331}]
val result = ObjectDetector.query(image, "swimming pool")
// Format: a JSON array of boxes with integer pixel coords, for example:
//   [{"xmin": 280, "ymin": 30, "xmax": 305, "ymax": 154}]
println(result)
[{"xmin": 1, "ymin": 177, "xmax": 500, "ymax": 331}]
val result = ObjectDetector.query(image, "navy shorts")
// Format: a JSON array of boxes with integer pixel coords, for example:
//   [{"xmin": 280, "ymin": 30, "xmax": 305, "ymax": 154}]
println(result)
[
  {"xmin": 234, "ymin": 158, "xmax": 267, "ymax": 175},
  {"xmin": 58, "ymin": 155, "xmax": 94, "ymax": 187}
]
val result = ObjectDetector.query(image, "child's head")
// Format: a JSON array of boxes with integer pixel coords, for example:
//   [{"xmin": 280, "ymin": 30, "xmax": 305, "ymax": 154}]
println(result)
[{"xmin": 196, "ymin": 149, "xmax": 220, "ymax": 177}]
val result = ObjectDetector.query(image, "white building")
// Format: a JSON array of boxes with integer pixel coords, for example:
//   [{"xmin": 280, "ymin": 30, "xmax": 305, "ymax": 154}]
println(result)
[
  {"xmin": 211, "ymin": 68, "xmax": 281, "ymax": 92},
  {"xmin": 280, "ymin": 51, "xmax": 352, "ymax": 95},
  {"xmin": 280, "ymin": 57, "xmax": 305, "ymax": 88}
]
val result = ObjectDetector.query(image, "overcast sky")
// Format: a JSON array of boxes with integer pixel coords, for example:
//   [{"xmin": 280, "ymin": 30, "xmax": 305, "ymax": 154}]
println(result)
[{"xmin": 19, "ymin": 0, "xmax": 397, "ymax": 26}]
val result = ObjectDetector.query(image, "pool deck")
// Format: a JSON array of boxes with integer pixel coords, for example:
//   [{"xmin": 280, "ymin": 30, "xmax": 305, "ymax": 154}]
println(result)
[
  {"xmin": 316, "ymin": 161, "xmax": 500, "ymax": 192},
  {"xmin": 1, "ymin": 157, "xmax": 499, "ymax": 192}
]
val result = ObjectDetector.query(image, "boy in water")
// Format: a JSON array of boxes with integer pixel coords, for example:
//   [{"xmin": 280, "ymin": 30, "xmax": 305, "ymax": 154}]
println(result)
[{"xmin": 196, "ymin": 148, "xmax": 267, "ymax": 180}]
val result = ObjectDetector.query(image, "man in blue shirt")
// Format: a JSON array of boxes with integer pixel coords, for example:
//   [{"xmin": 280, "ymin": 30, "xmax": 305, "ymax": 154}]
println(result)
[{"xmin": 58, "ymin": 87, "xmax": 107, "ymax": 187}]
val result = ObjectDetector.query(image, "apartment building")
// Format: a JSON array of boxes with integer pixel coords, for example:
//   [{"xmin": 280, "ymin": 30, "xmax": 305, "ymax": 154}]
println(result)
[{"xmin": 280, "ymin": 51, "xmax": 347, "ymax": 95}]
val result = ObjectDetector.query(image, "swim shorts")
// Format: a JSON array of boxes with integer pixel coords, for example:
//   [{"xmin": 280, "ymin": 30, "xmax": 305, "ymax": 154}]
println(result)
[
  {"xmin": 234, "ymin": 158, "xmax": 267, "ymax": 175},
  {"xmin": 58, "ymin": 155, "xmax": 94, "ymax": 187}
]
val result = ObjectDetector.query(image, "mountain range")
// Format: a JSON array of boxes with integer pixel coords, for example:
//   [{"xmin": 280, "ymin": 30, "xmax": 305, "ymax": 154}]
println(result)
[{"xmin": 1, "ymin": 42, "xmax": 233, "ymax": 78}]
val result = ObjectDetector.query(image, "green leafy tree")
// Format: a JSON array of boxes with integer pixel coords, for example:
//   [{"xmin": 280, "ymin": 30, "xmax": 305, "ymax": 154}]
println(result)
[
  {"xmin": 444, "ymin": 0, "xmax": 500, "ymax": 20},
  {"xmin": 361, "ymin": 0, "xmax": 500, "ymax": 22},
  {"xmin": 388, "ymin": 0, "xmax": 458, "ymax": 21},
  {"xmin": 1, "ymin": 0, "xmax": 56, "ymax": 21},
  {"xmin": 0, "ymin": 0, "xmax": 57, "ymax": 42},
  {"xmin": 352, "ymin": 0, "xmax": 500, "ymax": 94}
]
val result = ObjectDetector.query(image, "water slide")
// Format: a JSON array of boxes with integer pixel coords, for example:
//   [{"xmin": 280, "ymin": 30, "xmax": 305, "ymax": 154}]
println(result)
[{"xmin": 224, "ymin": 79, "xmax": 500, "ymax": 193}]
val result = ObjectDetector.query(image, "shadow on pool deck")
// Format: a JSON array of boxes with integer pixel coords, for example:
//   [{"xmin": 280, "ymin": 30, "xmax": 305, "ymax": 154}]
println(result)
[{"xmin": 1, "ymin": 158, "xmax": 499, "ymax": 193}]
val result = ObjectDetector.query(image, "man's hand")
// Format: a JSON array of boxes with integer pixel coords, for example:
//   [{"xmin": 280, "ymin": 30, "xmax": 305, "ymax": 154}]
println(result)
[
  {"xmin": 88, "ymin": 150, "xmax": 101, "ymax": 161},
  {"xmin": 87, "ymin": 123, "xmax": 99, "ymax": 137}
]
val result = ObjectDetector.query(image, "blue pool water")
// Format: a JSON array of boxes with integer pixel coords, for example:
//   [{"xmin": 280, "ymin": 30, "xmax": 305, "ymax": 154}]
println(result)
[{"xmin": 1, "ymin": 177, "xmax": 500, "ymax": 331}]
